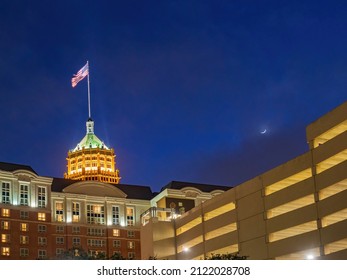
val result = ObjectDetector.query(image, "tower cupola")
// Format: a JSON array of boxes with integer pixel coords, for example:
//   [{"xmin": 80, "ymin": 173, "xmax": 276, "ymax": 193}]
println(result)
[{"xmin": 64, "ymin": 119, "xmax": 121, "ymax": 184}]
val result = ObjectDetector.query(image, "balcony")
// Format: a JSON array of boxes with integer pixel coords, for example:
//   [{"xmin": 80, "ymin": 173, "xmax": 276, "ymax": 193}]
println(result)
[{"xmin": 140, "ymin": 207, "xmax": 181, "ymax": 226}]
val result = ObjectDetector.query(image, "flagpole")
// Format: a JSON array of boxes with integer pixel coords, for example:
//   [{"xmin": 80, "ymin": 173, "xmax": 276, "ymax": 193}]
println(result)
[{"xmin": 87, "ymin": 61, "xmax": 91, "ymax": 119}]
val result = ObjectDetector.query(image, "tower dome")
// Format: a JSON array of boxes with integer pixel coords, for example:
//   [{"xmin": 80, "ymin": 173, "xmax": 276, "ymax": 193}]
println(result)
[{"xmin": 64, "ymin": 119, "xmax": 121, "ymax": 183}]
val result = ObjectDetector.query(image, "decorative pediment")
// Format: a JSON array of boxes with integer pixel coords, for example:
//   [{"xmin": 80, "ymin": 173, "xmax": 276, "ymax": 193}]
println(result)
[
  {"xmin": 63, "ymin": 181, "xmax": 127, "ymax": 198},
  {"xmin": 13, "ymin": 170, "xmax": 38, "ymax": 181},
  {"xmin": 181, "ymin": 187, "xmax": 202, "ymax": 198},
  {"xmin": 210, "ymin": 190, "xmax": 224, "ymax": 196}
]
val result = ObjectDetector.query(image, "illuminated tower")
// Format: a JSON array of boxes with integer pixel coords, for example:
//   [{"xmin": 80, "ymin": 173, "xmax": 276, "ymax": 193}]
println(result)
[{"xmin": 64, "ymin": 118, "xmax": 121, "ymax": 183}]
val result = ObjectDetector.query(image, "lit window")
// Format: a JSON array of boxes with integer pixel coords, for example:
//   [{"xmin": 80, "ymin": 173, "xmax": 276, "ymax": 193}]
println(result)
[
  {"xmin": 127, "ymin": 241, "xmax": 135, "ymax": 249},
  {"xmin": 20, "ymin": 248, "xmax": 29, "ymax": 257},
  {"xmin": 37, "ymin": 187, "xmax": 46, "ymax": 208},
  {"xmin": 38, "ymin": 249, "xmax": 46, "ymax": 259},
  {"xmin": 1, "ymin": 247, "xmax": 10, "ymax": 256},
  {"xmin": 20, "ymin": 235, "xmax": 29, "ymax": 245},
  {"xmin": 20, "ymin": 223, "xmax": 28, "ymax": 232},
  {"xmin": 87, "ymin": 204, "xmax": 105, "ymax": 224},
  {"xmin": 38, "ymin": 212, "xmax": 46, "ymax": 221},
  {"xmin": 1, "ymin": 208, "xmax": 10, "ymax": 217},
  {"xmin": 55, "ymin": 201, "xmax": 64, "ymax": 222},
  {"xmin": 20, "ymin": 184, "xmax": 29, "ymax": 206},
  {"xmin": 1, "ymin": 182, "xmax": 11, "ymax": 204},
  {"xmin": 1, "ymin": 221, "xmax": 9, "ymax": 230},
  {"xmin": 72, "ymin": 202, "xmax": 80, "ymax": 222},
  {"xmin": 113, "ymin": 229, "xmax": 120, "ymax": 237},
  {"xmin": 1, "ymin": 234, "xmax": 10, "ymax": 243},
  {"xmin": 126, "ymin": 207, "xmax": 135, "ymax": 226}
]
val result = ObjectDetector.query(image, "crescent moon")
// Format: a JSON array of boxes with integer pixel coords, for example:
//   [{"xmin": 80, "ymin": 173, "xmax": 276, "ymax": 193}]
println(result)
[{"xmin": 261, "ymin": 129, "xmax": 267, "ymax": 134}]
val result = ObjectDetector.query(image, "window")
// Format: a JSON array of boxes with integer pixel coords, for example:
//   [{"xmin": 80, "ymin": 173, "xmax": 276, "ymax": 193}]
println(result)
[
  {"xmin": 20, "ymin": 235, "xmax": 29, "ymax": 245},
  {"xmin": 1, "ymin": 234, "xmax": 10, "ymax": 243},
  {"xmin": 56, "ymin": 225, "xmax": 64, "ymax": 233},
  {"xmin": 1, "ymin": 247, "xmax": 10, "ymax": 256},
  {"xmin": 72, "ymin": 237, "xmax": 80, "ymax": 246},
  {"xmin": 127, "ymin": 241, "xmax": 135, "ymax": 249},
  {"xmin": 112, "ymin": 206, "xmax": 120, "ymax": 225},
  {"xmin": 38, "ymin": 224, "xmax": 46, "ymax": 233},
  {"xmin": 55, "ymin": 201, "xmax": 64, "ymax": 222},
  {"xmin": 126, "ymin": 207, "xmax": 135, "ymax": 226},
  {"xmin": 20, "ymin": 211, "xmax": 29, "ymax": 219},
  {"xmin": 20, "ymin": 248, "xmax": 29, "ymax": 257},
  {"xmin": 56, "ymin": 248, "xmax": 64, "ymax": 256},
  {"xmin": 1, "ymin": 221, "xmax": 9, "ymax": 230},
  {"xmin": 72, "ymin": 226, "xmax": 80, "ymax": 234},
  {"xmin": 37, "ymin": 187, "xmax": 46, "ymax": 208},
  {"xmin": 72, "ymin": 202, "xmax": 80, "ymax": 222},
  {"xmin": 87, "ymin": 228, "xmax": 105, "ymax": 236},
  {"xmin": 56, "ymin": 237, "xmax": 64, "ymax": 245},
  {"xmin": 87, "ymin": 239, "xmax": 105, "ymax": 247},
  {"xmin": 87, "ymin": 205, "xmax": 105, "ymax": 224},
  {"xmin": 38, "ymin": 212, "xmax": 46, "ymax": 221},
  {"xmin": 1, "ymin": 208, "xmax": 10, "ymax": 217},
  {"xmin": 38, "ymin": 249, "xmax": 46, "ymax": 259},
  {"xmin": 20, "ymin": 223, "xmax": 28, "ymax": 232},
  {"xmin": 38, "ymin": 237, "xmax": 47, "ymax": 246},
  {"xmin": 1, "ymin": 182, "xmax": 10, "ymax": 204},
  {"xmin": 20, "ymin": 184, "xmax": 29, "ymax": 206},
  {"xmin": 128, "ymin": 252, "xmax": 136, "ymax": 259},
  {"xmin": 113, "ymin": 229, "xmax": 120, "ymax": 237},
  {"xmin": 88, "ymin": 250, "xmax": 105, "ymax": 257},
  {"xmin": 127, "ymin": 230, "xmax": 135, "ymax": 238},
  {"xmin": 113, "ymin": 240, "xmax": 121, "ymax": 248}
]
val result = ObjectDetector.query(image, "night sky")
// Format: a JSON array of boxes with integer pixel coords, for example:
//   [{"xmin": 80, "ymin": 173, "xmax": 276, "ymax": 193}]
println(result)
[{"xmin": 1, "ymin": 1, "xmax": 347, "ymax": 192}]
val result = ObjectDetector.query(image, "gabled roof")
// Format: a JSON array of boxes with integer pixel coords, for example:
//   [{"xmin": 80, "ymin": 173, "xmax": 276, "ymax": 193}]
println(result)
[
  {"xmin": 0, "ymin": 161, "xmax": 38, "ymax": 175},
  {"xmin": 161, "ymin": 181, "xmax": 231, "ymax": 193},
  {"xmin": 51, "ymin": 177, "xmax": 154, "ymax": 200}
]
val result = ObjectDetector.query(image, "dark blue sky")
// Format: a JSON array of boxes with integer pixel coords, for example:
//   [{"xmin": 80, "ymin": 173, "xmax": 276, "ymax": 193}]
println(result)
[{"xmin": 1, "ymin": 1, "xmax": 347, "ymax": 191}]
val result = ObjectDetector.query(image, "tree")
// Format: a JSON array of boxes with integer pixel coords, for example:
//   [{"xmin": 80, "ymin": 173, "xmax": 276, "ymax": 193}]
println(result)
[
  {"xmin": 205, "ymin": 252, "xmax": 248, "ymax": 260},
  {"xmin": 55, "ymin": 247, "xmax": 89, "ymax": 260},
  {"xmin": 109, "ymin": 252, "xmax": 126, "ymax": 260}
]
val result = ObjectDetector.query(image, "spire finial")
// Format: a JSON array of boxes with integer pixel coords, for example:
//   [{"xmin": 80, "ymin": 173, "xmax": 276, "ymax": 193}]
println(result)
[{"xmin": 86, "ymin": 118, "xmax": 94, "ymax": 134}]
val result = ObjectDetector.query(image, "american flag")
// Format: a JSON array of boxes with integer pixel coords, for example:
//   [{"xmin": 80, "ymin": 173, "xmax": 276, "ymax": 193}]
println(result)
[{"xmin": 71, "ymin": 62, "xmax": 89, "ymax": 87}]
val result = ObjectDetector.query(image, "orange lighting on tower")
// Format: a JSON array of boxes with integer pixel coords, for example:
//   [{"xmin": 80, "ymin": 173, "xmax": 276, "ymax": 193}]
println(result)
[{"xmin": 64, "ymin": 118, "xmax": 121, "ymax": 183}]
